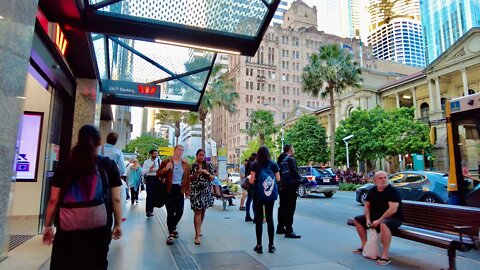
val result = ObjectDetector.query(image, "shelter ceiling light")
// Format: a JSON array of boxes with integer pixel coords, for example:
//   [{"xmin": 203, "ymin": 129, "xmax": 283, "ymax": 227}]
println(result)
[
  {"xmin": 154, "ymin": 39, "xmax": 240, "ymax": 55},
  {"xmin": 145, "ymin": 107, "xmax": 190, "ymax": 113},
  {"xmin": 403, "ymin": 95, "xmax": 412, "ymax": 99}
]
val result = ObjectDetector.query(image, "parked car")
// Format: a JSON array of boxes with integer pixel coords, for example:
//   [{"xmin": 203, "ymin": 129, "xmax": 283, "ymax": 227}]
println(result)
[
  {"xmin": 228, "ymin": 173, "xmax": 241, "ymax": 184},
  {"xmin": 355, "ymin": 171, "xmax": 449, "ymax": 205},
  {"xmin": 296, "ymin": 166, "xmax": 339, "ymax": 198}
]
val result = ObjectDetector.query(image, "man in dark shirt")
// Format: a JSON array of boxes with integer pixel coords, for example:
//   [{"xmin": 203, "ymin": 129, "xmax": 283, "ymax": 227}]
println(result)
[
  {"xmin": 353, "ymin": 171, "xmax": 403, "ymax": 266},
  {"xmin": 276, "ymin": 144, "xmax": 302, "ymax": 238}
]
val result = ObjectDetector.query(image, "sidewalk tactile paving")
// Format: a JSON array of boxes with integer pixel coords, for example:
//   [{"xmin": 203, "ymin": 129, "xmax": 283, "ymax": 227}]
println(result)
[{"xmin": 192, "ymin": 251, "xmax": 268, "ymax": 270}]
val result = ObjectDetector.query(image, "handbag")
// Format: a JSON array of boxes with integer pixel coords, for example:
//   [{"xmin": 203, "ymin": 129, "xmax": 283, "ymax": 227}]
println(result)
[
  {"xmin": 152, "ymin": 179, "xmax": 167, "ymax": 208},
  {"xmin": 241, "ymin": 177, "xmax": 251, "ymax": 190},
  {"xmin": 362, "ymin": 228, "xmax": 380, "ymax": 260}
]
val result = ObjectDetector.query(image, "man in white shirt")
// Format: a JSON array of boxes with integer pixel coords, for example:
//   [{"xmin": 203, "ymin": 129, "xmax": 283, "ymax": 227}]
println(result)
[
  {"xmin": 142, "ymin": 149, "xmax": 161, "ymax": 217},
  {"xmin": 101, "ymin": 132, "xmax": 126, "ymax": 176}
]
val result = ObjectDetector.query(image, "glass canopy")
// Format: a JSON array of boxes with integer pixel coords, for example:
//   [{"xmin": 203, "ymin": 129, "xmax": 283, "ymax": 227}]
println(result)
[{"xmin": 91, "ymin": 33, "xmax": 216, "ymax": 110}]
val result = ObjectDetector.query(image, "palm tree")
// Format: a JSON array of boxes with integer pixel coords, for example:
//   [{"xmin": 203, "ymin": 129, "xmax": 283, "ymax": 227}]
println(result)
[
  {"xmin": 155, "ymin": 111, "xmax": 198, "ymax": 145},
  {"xmin": 197, "ymin": 64, "xmax": 239, "ymax": 149},
  {"xmin": 302, "ymin": 44, "xmax": 362, "ymax": 167},
  {"xmin": 246, "ymin": 110, "xmax": 276, "ymax": 146}
]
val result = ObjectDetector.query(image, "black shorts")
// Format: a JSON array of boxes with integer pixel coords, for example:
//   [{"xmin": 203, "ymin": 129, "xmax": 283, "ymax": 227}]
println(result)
[{"xmin": 354, "ymin": 214, "xmax": 402, "ymax": 233}]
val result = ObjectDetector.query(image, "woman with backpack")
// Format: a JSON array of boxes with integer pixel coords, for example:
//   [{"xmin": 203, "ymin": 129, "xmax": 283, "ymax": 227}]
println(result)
[
  {"xmin": 42, "ymin": 125, "xmax": 123, "ymax": 269},
  {"xmin": 248, "ymin": 146, "xmax": 280, "ymax": 254}
]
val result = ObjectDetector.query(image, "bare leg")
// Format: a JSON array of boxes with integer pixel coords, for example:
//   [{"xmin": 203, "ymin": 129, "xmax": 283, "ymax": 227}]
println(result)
[
  {"xmin": 200, "ymin": 209, "xmax": 205, "ymax": 236},
  {"xmin": 353, "ymin": 220, "xmax": 367, "ymax": 249},
  {"xmin": 379, "ymin": 223, "xmax": 392, "ymax": 259},
  {"xmin": 194, "ymin": 210, "xmax": 202, "ymax": 242},
  {"xmin": 240, "ymin": 189, "xmax": 246, "ymax": 207}
]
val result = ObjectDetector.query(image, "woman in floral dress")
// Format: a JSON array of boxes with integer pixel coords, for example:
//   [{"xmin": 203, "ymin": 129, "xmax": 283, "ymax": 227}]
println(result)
[{"xmin": 189, "ymin": 149, "xmax": 215, "ymax": 245}]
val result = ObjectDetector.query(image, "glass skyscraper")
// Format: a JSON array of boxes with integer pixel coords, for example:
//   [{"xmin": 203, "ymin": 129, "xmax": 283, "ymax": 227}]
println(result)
[
  {"xmin": 367, "ymin": 0, "xmax": 426, "ymax": 67},
  {"xmin": 421, "ymin": 0, "xmax": 480, "ymax": 64}
]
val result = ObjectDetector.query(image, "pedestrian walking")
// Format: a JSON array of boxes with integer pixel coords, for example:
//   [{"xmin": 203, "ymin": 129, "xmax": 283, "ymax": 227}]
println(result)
[
  {"xmin": 157, "ymin": 145, "xmax": 190, "ymax": 245},
  {"xmin": 126, "ymin": 159, "xmax": 142, "ymax": 204},
  {"xmin": 276, "ymin": 144, "xmax": 302, "ymax": 238},
  {"xmin": 245, "ymin": 153, "xmax": 257, "ymax": 222},
  {"xmin": 249, "ymin": 146, "xmax": 280, "ymax": 254},
  {"xmin": 239, "ymin": 159, "xmax": 248, "ymax": 211},
  {"xmin": 42, "ymin": 125, "xmax": 122, "ymax": 270},
  {"xmin": 189, "ymin": 149, "xmax": 215, "ymax": 245},
  {"xmin": 142, "ymin": 149, "xmax": 161, "ymax": 217}
]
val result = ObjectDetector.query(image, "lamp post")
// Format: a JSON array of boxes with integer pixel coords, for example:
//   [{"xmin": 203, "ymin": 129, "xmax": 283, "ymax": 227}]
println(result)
[{"xmin": 343, "ymin": 135, "xmax": 354, "ymax": 169}]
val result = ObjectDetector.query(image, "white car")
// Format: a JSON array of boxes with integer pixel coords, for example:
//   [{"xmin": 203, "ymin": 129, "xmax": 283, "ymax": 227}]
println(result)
[{"xmin": 229, "ymin": 173, "xmax": 241, "ymax": 184}]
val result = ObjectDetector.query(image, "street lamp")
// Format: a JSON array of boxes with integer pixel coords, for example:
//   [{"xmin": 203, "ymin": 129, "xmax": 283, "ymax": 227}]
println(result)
[
  {"xmin": 263, "ymin": 103, "xmax": 284, "ymax": 151},
  {"xmin": 343, "ymin": 135, "xmax": 354, "ymax": 169}
]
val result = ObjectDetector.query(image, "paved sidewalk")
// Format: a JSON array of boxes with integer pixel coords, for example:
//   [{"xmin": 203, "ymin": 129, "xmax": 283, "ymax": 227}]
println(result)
[{"xmin": 2, "ymin": 193, "xmax": 480, "ymax": 269}]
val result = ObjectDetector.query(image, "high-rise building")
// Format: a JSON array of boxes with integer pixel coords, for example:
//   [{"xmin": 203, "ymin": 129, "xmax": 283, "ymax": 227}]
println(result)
[
  {"xmin": 212, "ymin": 0, "xmax": 419, "ymax": 165},
  {"xmin": 323, "ymin": 0, "xmax": 359, "ymax": 39},
  {"xmin": 367, "ymin": 0, "xmax": 426, "ymax": 67},
  {"xmin": 421, "ymin": 0, "xmax": 480, "ymax": 64},
  {"xmin": 272, "ymin": 0, "xmax": 292, "ymax": 26}
]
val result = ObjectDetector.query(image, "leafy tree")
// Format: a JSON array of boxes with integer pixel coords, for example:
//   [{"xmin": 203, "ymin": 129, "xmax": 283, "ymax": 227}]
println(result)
[
  {"xmin": 381, "ymin": 107, "xmax": 431, "ymax": 157},
  {"xmin": 283, "ymin": 115, "xmax": 329, "ymax": 165},
  {"xmin": 335, "ymin": 107, "xmax": 388, "ymax": 167},
  {"xmin": 155, "ymin": 110, "xmax": 198, "ymax": 145},
  {"xmin": 245, "ymin": 110, "xmax": 276, "ymax": 146},
  {"xmin": 302, "ymin": 44, "xmax": 362, "ymax": 167},
  {"xmin": 124, "ymin": 134, "xmax": 169, "ymax": 163},
  {"xmin": 195, "ymin": 64, "xmax": 238, "ymax": 150},
  {"xmin": 240, "ymin": 136, "xmax": 279, "ymax": 162}
]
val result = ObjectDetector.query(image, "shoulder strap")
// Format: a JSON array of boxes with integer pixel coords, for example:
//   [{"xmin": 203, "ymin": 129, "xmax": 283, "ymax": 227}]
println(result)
[{"xmin": 101, "ymin": 145, "xmax": 105, "ymax": 155}]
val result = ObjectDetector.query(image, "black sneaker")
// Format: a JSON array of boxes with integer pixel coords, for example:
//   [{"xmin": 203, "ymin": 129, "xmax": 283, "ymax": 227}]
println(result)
[
  {"xmin": 253, "ymin": 245, "xmax": 263, "ymax": 254},
  {"xmin": 146, "ymin": 212, "xmax": 154, "ymax": 217},
  {"xmin": 268, "ymin": 245, "xmax": 276, "ymax": 253},
  {"xmin": 166, "ymin": 235, "xmax": 174, "ymax": 245},
  {"xmin": 276, "ymin": 227, "xmax": 286, "ymax": 234},
  {"xmin": 245, "ymin": 216, "xmax": 253, "ymax": 222},
  {"xmin": 285, "ymin": 232, "xmax": 301, "ymax": 239}
]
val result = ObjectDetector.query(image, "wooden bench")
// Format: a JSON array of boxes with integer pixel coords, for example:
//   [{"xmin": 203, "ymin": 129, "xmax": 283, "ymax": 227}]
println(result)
[
  {"xmin": 212, "ymin": 185, "xmax": 236, "ymax": 211},
  {"xmin": 347, "ymin": 201, "xmax": 480, "ymax": 270}
]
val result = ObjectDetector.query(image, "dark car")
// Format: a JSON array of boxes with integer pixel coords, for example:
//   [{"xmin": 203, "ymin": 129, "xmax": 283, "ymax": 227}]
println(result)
[
  {"xmin": 355, "ymin": 171, "xmax": 448, "ymax": 204},
  {"xmin": 297, "ymin": 166, "xmax": 339, "ymax": 198}
]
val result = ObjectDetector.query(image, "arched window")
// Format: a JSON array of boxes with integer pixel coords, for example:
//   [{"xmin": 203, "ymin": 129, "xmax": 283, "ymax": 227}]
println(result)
[
  {"xmin": 441, "ymin": 98, "xmax": 447, "ymax": 116},
  {"xmin": 346, "ymin": 106, "xmax": 354, "ymax": 118},
  {"xmin": 468, "ymin": 89, "xmax": 476, "ymax": 95},
  {"xmin": 420, "ymin": 102, "xmax": 429, "ymax": 124}
]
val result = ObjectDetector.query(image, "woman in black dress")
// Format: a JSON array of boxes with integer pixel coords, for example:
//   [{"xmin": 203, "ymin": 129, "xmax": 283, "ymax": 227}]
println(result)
[{"xmin": 190, "ymin": 149, "xmax": 215, "ymax": 245}]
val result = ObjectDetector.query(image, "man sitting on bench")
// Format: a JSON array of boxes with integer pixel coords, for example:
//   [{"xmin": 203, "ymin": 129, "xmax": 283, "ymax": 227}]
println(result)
[{"xmin": 352, "ymin": 171, "xmax": 403, "ymax": 266}]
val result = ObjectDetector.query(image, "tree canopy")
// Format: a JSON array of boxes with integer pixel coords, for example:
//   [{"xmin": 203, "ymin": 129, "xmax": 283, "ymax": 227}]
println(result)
[
  {"xmin": 124, "ymin": 134, "xmax": 169, "ymax": 163},
  {"xmin": 334, "ymin": 107, "xmax": 431, "ymax": 168},
  {"xmin": 302, "ymin": 44, "xmax": 362, "ymax": 167},
  {"xmin": 245, "ymin": 110, "xmax": 276, "ymax": 146},
  {"xmin": 283, "ymin": 115, "xmax": 329, "ymax": 165},
  {"xmin": 240, "ymin": 136, "xmax": 279, "ymax": 162}
]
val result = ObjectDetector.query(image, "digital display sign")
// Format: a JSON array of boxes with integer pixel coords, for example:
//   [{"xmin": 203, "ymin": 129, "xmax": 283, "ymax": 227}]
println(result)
[{"xmin": 16, "ymin": 112, "xmax": 43, "ymax": 181}]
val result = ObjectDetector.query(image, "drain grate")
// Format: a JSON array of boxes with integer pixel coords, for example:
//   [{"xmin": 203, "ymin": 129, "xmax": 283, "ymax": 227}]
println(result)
[{"xmin": 9, "ymin": 235, "xmax": 35, "ymax": 251}]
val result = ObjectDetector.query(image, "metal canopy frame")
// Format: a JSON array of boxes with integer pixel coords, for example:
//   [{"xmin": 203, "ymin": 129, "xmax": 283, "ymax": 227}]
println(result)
[
  {"xmin": 80, "ymin": 0, "xmax": 280, "ymax": 56},
  {"xmin": 92, "ymin": 33, "xmax": 217, "ymax": 111}
]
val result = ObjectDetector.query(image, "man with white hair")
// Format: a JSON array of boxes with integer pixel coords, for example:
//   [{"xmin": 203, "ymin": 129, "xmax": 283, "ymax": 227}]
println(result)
[{"xmin": 353, "ymin": 171, "xmax": 403, "ymax": 266}]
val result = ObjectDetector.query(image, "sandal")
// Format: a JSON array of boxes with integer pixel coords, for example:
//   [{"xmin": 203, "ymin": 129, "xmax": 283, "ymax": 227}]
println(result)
[
  {"xmin": 166, "ymin": 235, "xmax": 174, "ymax": 245},
  {"xmin": 173, "ymin": 230, "xmax": 179, "ymax": 238},
  {"xmin": 376, "ymin": 258, "xmax": 391, "ymax": 266},
  {"xmin": 352, "ymin": 248, "xmax": 363, "ymax": 254},
  {"xmin": 194, "ymin": 238, "xmax": 201, "ymax": 245}
]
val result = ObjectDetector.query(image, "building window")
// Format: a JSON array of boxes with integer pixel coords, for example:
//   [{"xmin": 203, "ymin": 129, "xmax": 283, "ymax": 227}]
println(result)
[{"xmin": 420, "ymin": 102, "xmax": 430, "ymax": 124}]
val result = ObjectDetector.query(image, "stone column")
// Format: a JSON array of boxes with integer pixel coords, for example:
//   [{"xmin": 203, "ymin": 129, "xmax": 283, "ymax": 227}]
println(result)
[
  {"xmin": 460, "ymin": 68, "xmax": 469, "ymax": 96},
  {"xmin": 428, "ymin": 79, "xmax": 436, "ymax": 112},
  {"xmin": 412, "ymin": 87, "xmax": 418, "ymax": 118},
  {"xmin": 395, "ymin": 93, "xmax": 400, "ymax": 108},
  {"xmin": 434, "ymin": 77, "xmax": 442, "ymax": 113},
  {"xmin": 71, "ymin": 79, "xmax": 101, "ymax": 145},
  {"xmin": 0, "ymin": 0, "xmax": 39, "ymax": 261}
]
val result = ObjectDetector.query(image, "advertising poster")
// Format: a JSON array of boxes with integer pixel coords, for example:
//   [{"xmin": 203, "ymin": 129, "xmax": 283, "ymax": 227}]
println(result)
[{"xmin": 16, "ymin": 112, "xmax": 43, "ymax": 181}]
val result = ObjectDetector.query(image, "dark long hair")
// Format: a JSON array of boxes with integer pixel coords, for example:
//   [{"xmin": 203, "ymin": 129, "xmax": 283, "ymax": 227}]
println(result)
[
  {"xmin": 71, "ymin": 125, "xmax": 101, "ymax": 175},
  {"xmin": 256, "ymin": 146, "xmax": 271, "ymax": 167},
  {"xmin": 195, "ymin": 149, "xmax": 207, "ymax": 169}
]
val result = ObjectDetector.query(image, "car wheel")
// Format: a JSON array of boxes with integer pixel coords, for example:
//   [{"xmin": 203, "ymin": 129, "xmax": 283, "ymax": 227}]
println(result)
[
  {"xmin": 360, "ymin": 191, "xmax": 368, "ymax": 205},
  {"xmin": 324, "ymin": 192, "xmax": 334, "ymax": 198},
  {"xmin": 422, "ymin": 195, "xmax": 438, "ymax": 203},
  {"xmin": 297, "ymin": 184, "xmax": 307, "ymax": 198}
]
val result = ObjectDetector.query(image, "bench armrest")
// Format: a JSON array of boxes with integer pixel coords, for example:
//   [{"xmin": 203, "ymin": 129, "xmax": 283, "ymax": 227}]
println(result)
[{"xmin": 453, "ymin": 226, "xmax": 478, "ymax": 248}]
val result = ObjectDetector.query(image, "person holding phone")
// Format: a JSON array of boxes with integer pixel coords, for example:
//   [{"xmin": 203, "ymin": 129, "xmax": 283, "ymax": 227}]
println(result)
[
  {"xmin": 189, "ymin": 149, "xmax": 215, "ymax": 245},
  {"xmin": 157, "ymin": 145, "xmax": 190, "ymax": 245}
]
